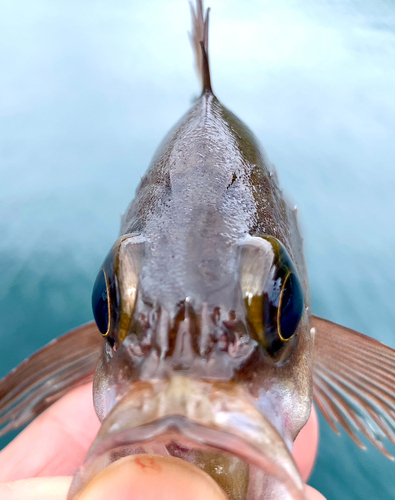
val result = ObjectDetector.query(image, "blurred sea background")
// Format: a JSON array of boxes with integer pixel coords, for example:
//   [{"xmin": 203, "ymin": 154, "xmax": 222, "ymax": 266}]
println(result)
[{"xmin": 1, "ymin": 0, "xmax": 395, "ymax": 498}]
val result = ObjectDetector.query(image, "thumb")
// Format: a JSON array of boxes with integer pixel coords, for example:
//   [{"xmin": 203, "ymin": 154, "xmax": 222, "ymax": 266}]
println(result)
[{"xmin": 76, "ymin": 454, "xmax": 228, "ymax": 500}]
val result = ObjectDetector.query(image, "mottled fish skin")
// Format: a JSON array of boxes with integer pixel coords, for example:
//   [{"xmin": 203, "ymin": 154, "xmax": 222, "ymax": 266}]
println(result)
[
  {"xmin": 87, "ymin": 3, "xmax": 314, "ymax": 499},
  {"xmin": 121, "ymin": 93, "xmax": 309, "ymax": 309},
  {"xmin": 104, "ymin": 91, "xmax": 314, "ymax": 439},
  {"xmin": 86, "ymin": 8, "xmax": 313, "ymax": 500}
]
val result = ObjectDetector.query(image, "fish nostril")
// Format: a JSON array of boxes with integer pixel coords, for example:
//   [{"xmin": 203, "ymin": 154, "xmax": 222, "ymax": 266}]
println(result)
[
  {"xmin": 217, "ymin": 330, "xmax": 229, "ymax": 351},
  {"xmin": 118, "ymin": 301, "xmax": 256, "ymax": 376},
  {"xmin": 138, "ymin": 313, "xmax": 150, "ymax": 330},
  {"xmin": 212, "ymin": 306, "xmax": 221, "ymax": 325}
]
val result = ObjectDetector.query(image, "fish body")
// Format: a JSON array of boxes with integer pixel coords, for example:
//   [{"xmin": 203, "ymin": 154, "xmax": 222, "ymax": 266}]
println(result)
[
  {"xmin": 0, "ymin": 2, "xmax": 395, "ymax": 500},
  {"xmin": 89, "ymin": 27, "xmax": 312, "ymax": 496}
]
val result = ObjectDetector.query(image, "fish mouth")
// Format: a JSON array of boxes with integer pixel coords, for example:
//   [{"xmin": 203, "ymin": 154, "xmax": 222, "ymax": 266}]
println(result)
[{"xmin": 68, "ymin": 376, "xmax": 306, "ymax": 500}]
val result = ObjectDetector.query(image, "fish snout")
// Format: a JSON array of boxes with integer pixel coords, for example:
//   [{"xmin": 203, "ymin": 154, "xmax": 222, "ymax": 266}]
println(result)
[
  {"xmin": 117, "ymin": 301, "xmax": 259, "ymax": 379},
  {"xmin": 70, "ymin": 376, "xmax": 307, "ymax": 500}
]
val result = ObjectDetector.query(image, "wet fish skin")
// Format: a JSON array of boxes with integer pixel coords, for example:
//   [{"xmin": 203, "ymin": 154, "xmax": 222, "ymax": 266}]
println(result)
[
  {"xmin": 87, "ymin": 4, "xmax": 312, "ymax": 498},
  {"xmin": 93, "ymin": 88, "xmax": 313, "ymax": 436}
]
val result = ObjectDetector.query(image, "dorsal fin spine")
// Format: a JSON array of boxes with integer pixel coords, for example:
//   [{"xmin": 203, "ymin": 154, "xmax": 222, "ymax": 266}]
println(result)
[{"xmin": 190, "ymin": 0, "xmax": 214, "ymax": 95}]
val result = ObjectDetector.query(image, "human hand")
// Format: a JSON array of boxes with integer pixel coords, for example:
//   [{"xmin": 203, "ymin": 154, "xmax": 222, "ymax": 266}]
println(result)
[{"xmin": 0, "ymin": 383, "xmax": 325, "ymax": 500}]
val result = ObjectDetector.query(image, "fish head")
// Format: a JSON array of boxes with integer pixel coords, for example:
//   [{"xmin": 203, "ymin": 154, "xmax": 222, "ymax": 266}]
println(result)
[{"xmin": 77, "ymin": 93, "xmax": 313, "ymax": 500}]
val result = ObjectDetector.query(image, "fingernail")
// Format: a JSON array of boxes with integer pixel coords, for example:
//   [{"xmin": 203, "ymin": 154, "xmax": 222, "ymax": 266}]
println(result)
[{"xmin": 76, "ymin": 454, "xmax": 228, "ymax": 500}]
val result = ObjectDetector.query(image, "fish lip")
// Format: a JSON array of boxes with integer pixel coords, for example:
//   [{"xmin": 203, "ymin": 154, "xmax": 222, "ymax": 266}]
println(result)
[{"xmin": 69, "ymin": 377, "xmax": 307, "ymax": 500}]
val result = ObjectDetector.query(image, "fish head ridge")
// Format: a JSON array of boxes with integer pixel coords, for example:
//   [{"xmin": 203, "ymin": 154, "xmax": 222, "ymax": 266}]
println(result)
[{"xmin": 92, "ymin": 92, "xmax": 313, "ymax": 452}]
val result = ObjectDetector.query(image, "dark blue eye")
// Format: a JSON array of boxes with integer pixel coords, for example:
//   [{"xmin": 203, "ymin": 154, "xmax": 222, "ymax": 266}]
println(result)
[
  {"xmin": 278, "ymin": 272, "xmax": 304, "ymax": 341},
  {"xmin": 242, "ymin": 235, "xmax": 305, "ymax": 358},
  {"xmin": 92, "ymin": 269, "xmax": 110, "ymax": 336}
]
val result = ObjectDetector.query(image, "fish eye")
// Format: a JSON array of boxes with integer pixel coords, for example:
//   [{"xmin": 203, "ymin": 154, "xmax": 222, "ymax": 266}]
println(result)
[
  {"xmin": 92, "ymin": 234, "xmax": 144, "ymax": 347},
  {"xmin": 277, "ymin": 271, "xmax": 304, "ymax": 341},
  {"xmin": 241, "ymin": 235, "xmax": 304, "ymax": 357},
  {"xmin": 92, "ymin": 269, "xmax": 110, "ymax": 336}
]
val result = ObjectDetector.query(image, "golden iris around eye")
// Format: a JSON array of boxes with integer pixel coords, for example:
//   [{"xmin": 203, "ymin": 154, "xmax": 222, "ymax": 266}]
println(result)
[
  {"xmin": 240, "ymin": 235, "xmax": 304, "ymax": 357},
  {"xmin": 244, "ymin": 293, "xmax": 267, "ymax": 347},
  {"xmin": 277, "ymin": 272, "xmax": 304, "ymax": 342}
]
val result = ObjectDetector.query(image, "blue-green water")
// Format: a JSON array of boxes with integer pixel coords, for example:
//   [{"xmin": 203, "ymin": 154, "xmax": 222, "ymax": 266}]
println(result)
[{"xmin": 1, "ymin": 0, "xmax": 395, "ymax": 498}]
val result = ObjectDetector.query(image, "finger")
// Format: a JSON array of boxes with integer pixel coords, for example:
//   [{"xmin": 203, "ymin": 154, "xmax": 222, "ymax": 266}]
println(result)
[
  {"xmin": 0, "ymin": 383, "xmax": 319, "ymax": 486},
  {"xmin": 0, "ymin": 384, "xmax": 99, "ymax": 481},
  {"xmin": 305, "ymin": 484, "xmax": 327, "ymax": 500},
  {"xmin": 0, "ymin": 461, "xmax": 327, "ymax": 500},
  {"xmin": 75, "ymin": 454, "xmax": 228, "ymax": 500},
  {"xmin": 292, "ymin": 405, "xmax": 319, "ymax": 482},
  {"xmin": 0, "ymin": 476, "xmax": 71, "ymax": 500}
]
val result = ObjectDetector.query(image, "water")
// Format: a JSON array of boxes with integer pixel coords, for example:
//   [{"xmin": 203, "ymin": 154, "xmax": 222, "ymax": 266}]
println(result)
[{"xmin": 1, "ymin": 0, "xmax": 395, "ymax": 498}]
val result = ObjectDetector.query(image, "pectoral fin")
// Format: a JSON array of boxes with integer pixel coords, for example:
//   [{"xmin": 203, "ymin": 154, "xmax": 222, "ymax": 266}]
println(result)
[
  {"xmin": 0, "ymin": 322, "xmax": 102, "ymax": 437},
  {"xmin": 312, "ymin": 315, "xmax": 395, "ymax": 459}
]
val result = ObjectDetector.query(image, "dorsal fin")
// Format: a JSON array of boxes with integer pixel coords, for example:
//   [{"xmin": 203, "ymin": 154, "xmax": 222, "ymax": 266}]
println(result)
[{"xmin": 190, "ymin": 0, "xmax": 213, "ymax": 95}]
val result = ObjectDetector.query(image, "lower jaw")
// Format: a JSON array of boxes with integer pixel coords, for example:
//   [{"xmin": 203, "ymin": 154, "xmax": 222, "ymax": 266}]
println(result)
[{"xmin": 68, "ymin": 376, "xmax": 306, "ymax": 500}]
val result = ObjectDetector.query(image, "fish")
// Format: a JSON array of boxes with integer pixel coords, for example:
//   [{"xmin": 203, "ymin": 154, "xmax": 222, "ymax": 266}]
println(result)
[{"xmin": 0, "ymin": 1, "xmax": 395, "ymax": 499}]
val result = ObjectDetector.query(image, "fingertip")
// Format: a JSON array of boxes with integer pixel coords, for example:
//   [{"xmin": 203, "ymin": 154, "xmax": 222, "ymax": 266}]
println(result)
[
  {"xmin": 76, "ymin": 454, "xmax": 228, "ymax": 500},
  {"xmin": 293, "ymin": 405, "xmax": 319, "ymax": 481},
  {"xmin": 305, "ymin": 484, "xmax": 327, "ymax": 500}
]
